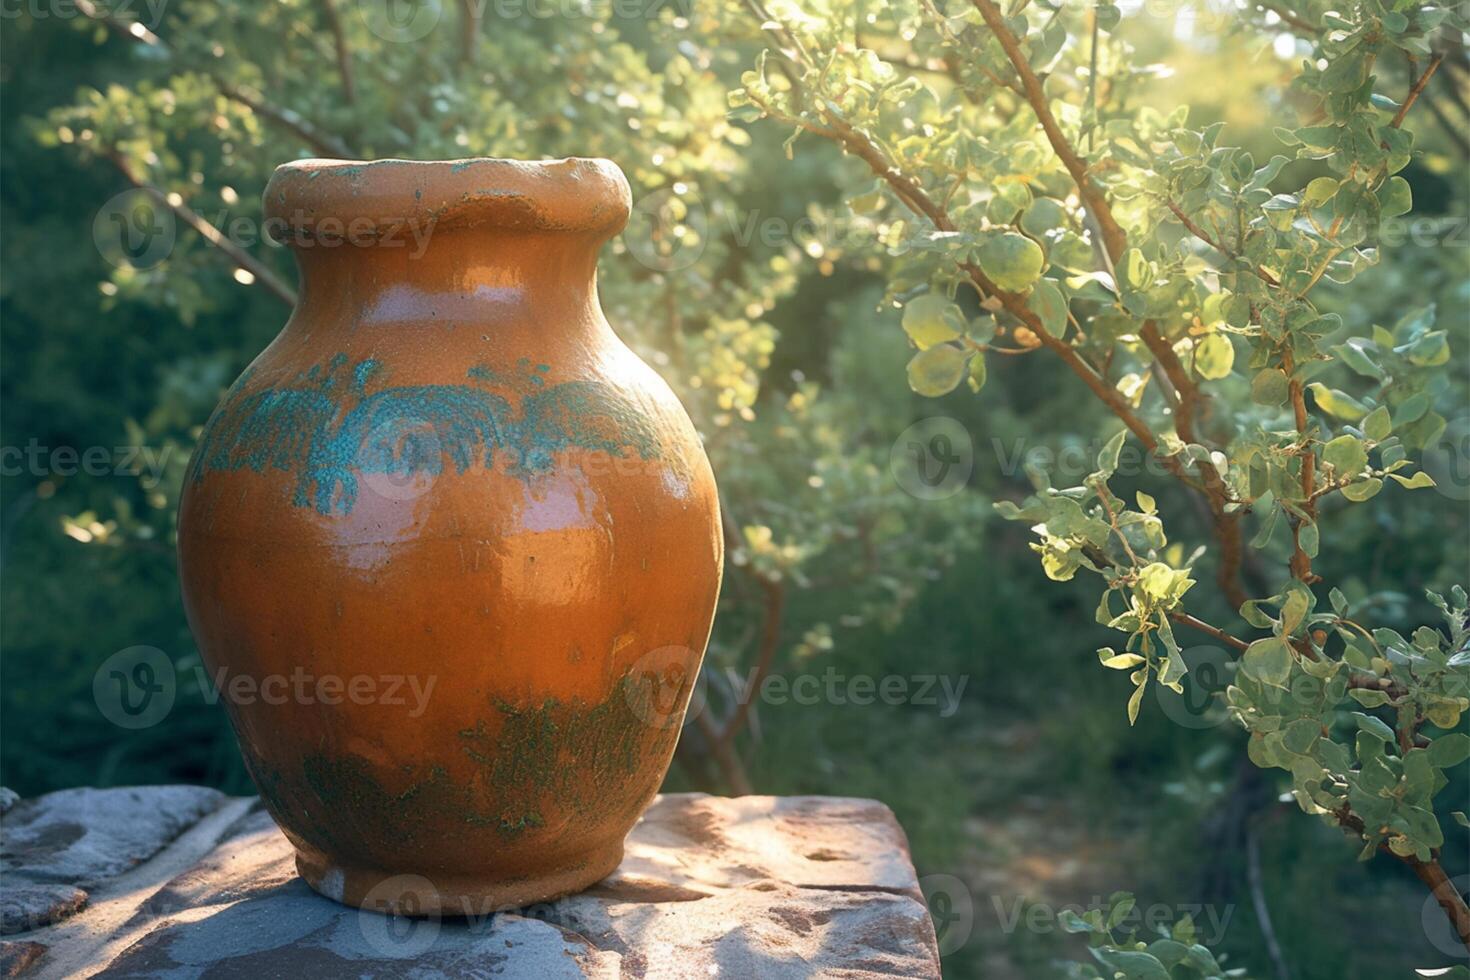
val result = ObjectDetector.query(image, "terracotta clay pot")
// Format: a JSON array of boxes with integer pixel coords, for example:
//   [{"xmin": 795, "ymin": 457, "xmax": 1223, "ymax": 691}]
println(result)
[{"xmin": 177, "ymin": 157, "xmax": 722, "ymax": 914}]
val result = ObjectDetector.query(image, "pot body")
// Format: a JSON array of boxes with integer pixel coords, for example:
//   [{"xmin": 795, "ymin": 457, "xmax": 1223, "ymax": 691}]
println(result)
[{"xmin": 177, "ymin": 158, "xmax": 721, "ymax": 913}]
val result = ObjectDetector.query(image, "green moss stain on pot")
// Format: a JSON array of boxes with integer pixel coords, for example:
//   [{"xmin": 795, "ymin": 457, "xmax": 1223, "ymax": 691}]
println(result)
[
  {"xmin": 188, "ymin": 354, "xmax": 661, "ymax": 515},
  {"xmin": 459, "ymin": 674, "xmax": 674, "ymax": 801},
  {"xmin": 271, "ymin": 674, "xmax": 682, "ymax": 857}
]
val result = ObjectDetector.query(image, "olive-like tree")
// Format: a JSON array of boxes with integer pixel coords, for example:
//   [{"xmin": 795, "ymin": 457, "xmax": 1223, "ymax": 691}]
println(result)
[{"xmin": 728, "ymin": 0, "xmax": 1470, "ymax": 965}]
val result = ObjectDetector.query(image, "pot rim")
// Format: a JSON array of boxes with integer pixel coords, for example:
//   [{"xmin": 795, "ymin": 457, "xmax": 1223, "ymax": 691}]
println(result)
[{"xmin": 263, "ymin": 156, "xmax": 632, "ymax": 244}]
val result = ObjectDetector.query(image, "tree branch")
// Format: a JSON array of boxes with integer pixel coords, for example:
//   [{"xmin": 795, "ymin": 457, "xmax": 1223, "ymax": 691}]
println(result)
[
  {"xmin": 1257, "ymin": 3, "xmax": 1317, "ymax": 35},
  {"xmin": 971, "ymin": 0, "xmax": 1127, "ymax": 263},
  {"xmin": 458, "ymin": 0, "xmax": 481, "ymax": 69},
  {"xmin": 77, "ymin": 0, "xmax": 357, "ymax": 159},
  {"xmin": 1392, "ymin": 55, "xmax": 1445, "ymax": 129},
  {"xmin": 717, "ymin": 575, "xmax": 786, "ymax": 751},
  {"xmin": 214, "ymin": 81, "xmax": 356, "ymax": 159},
  {"xmin": 1408, "ymin": 852, "xmax": 1470, "ymax": 948},
  {"xmin": 106, "ymin": 150, "xmax": 298, "ymax": 308},
  {"xmin": 316, "ymin": 0, "xmax": 357, "ymax": 105},
  {"xmin": 1165, "ymin": 199, "xmax": 1281, "ymax": 286},
  {"xmin": 966, "ymin": 1, "xmax": 1251, "ymax": 606},
  {"xmin": 1170, "ymin": 611, "xmax": 1250, "ymax": 652}
]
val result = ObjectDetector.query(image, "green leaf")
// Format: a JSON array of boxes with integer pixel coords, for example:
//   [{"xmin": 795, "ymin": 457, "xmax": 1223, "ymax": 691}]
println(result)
[
  {"xmin": 1107, "ymin": 893, "xmax": 1137, "ymax": 929},
  {"xmin": 1308, "ymin": 383, "xmax": 1370, "ymax": 421},
  {"xmin": 1127, "ymin": 679, "xmax": 1147, "ymax": 726},
  {"xmin": 1341, "ymin": 477, "xmax": 1383, "ymax": 501},
  {"xmin": 1391, "ymin": 397, "xmax": 1430, "ymax": 435},
  {"xmin": 1099, "ymin": 649, "xmax": 1145, "ymax": 669},
  {"xmin": 1428, "ymin": 733, "xmax": 1470, "ymax": 768},
  {"xmin": 1193, "ymin": 333, "xmax": 1234, "ymax": 380},
  {"xmin": 1389, "ymin": 471, "xmax": 1436, "ymax": 489},
  {"xmin": 1249, "ymin": 503, "xmax": 1279, "ymax": 550},
  {"xmin": 1283, "ymin": 717, "xmax": 1320, "ymax": 754},
  {"xmin": 1363, "ymin": 405, "xmax": 1391, "ymax": 442},
  {"xmin": 1058, "ymin": 909, "xmax": 1092, "ymax": 934},
  {"xmin": 902, "ymin": 294, "xmax": 965, "ymax": 349},
  {"xmin": 1333, "ymin": 339, "xmax": 1385, "ymax": 380},
  {"xmin": 967, "ymin": 351, "xmax": 988, "ymax": 393},
  {"xmin": 1299, "ymin": 520, "xmax": 1319, "ymax": 558},
  {"xmin": 1281, "ymin": 589, "xmax": 1310, "ymax": 635},
  {"xmin": 1353, "ymin": 712, "xmax": 1397, "ymax": 742},
  {"xmin": 1120, "ymin": 248, "xmax": 1149, "ymax": 290},
  {"xmin": 1252, "ymin": 368, "xmax": 1290, "ymax": 405},
  {"xmin": 1323, "ymin": 435, "xmax": 1368, "ymax": 478},
  {"xmin": 1350, "ymin": 688, "xmax": 1391, "ymax": 708},
  {"xmin": 1096, "ymin": 429, "xmax": 1126, "ymax": 476},
  {"xmin": 978, "ymin": 232, "xmax": 1045, "ymax": 292},
  {"xmin": 1378, "ymin": 175, "xmax": 1412, "ymax": 218},
  {"xmin": 1020, "ymin": 197, "xmax": 1066, "ymax": 238},
  {"xmin": 1303, "ymin": 176, "xmax": 1339, "ymax": 207},
  {"xmin": 1404, "ymin": 330, "xmax": 1450, "ymax": 367},
  {"xmin": 1322, "ymin": 48, "xmax": 1370, "ymax": 93},
  {"xmin": 906, "ymin": 345, "xmax": 970, "ymax": 397},
  {"xmin": 1026, "ymin": 279, "xmax": 1068, "ymax": 334},
  {"xmin": 1242, "ymin": 637, "xmax": 1293, "ymax": 689},
  {"xmin": 1091, "ymin": 947, "xmax": 1170, "ymax": 980}
]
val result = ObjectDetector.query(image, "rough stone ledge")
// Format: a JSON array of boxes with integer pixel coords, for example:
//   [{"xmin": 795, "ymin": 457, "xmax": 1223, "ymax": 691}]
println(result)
[{"xmin": 0, "ymin": 787, "xmax": 939, "ymax": 978}]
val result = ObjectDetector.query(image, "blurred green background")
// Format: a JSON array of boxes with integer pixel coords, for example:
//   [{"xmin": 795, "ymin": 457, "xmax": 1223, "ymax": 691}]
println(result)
[{"xmin": 1, "ymin": 3, "xmax": 1466, "ymax": 977}]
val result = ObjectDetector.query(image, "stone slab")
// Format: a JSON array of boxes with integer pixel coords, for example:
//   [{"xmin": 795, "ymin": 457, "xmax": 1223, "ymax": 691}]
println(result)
[{"xmin": 0, "ymin": 788, "xmax": 939, "ymax": 978}]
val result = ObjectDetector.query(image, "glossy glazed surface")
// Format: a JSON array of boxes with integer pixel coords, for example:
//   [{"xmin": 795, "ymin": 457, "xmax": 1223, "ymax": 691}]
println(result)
[{"xmin": 177, "ymin": 158, "xmax": 722, "ymax": 912}]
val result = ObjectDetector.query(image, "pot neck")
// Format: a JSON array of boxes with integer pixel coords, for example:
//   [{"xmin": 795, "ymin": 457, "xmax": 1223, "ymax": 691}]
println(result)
[
  {"xmin": 263, "ymin": 157, "xmax": 631, "ymax": 337},
  {"xmin": 289, "ymin": 228, "xmax": 606, "ymax": 333}
]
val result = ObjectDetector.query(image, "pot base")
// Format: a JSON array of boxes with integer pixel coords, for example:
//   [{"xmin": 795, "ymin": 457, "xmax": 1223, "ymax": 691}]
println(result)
[{"xmin": 294, "ymin": 841, "xmax": 625, "ymax": 916}]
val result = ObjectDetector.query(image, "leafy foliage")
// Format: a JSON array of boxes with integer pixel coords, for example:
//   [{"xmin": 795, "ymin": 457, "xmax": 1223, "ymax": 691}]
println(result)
[
  {"xmin": 1058, "ymin": 892, "xmax": 1246, "ymax": 980},
  {"xmin": 728, "ymin": 0, "xmax": 1470, "ymax": 960}
]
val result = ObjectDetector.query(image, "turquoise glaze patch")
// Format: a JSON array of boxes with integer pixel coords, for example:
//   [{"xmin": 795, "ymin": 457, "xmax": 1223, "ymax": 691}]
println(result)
[{"xmin": 190, "ymin": 354, "xmax": 659, "ymax": 515}]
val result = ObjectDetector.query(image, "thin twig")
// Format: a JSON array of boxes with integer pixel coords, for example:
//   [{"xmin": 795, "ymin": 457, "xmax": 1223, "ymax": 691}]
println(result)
[
  {"xmin": 316, "ymin": 0, "xmax": 357, "ymax": 105},
  {"xmin": 1392, "ymin": 55, "xmax": 1445, "ymax": 128},
  {"xmin": 1165, "ymin": 200, "xmax": 1281, "ymax": 286},
  {"xmin": 457, "ymin": 0, "xmax": 481, "ymax": 69},
  {"xmin": 1247, "ymin": 819, "xmax": 1293, "ymax": 980},
  {"xmin": 971, "ymin": 0, "xmax": 1127, "ymax": 262},
  {"xmin": 106, "ymin": 150, "xmax": 297, "ymax": 307},
  {"xmin": 1259, "ymin": 2, "xmax": 1316, "ymax": 35},
  {"xmin": 77, "ymin": 0, "xmax": 357, "ymax": 159},
  {"xmin": 1170, "ymin": 612, "xmax": 1250, "ymax": 652}
]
